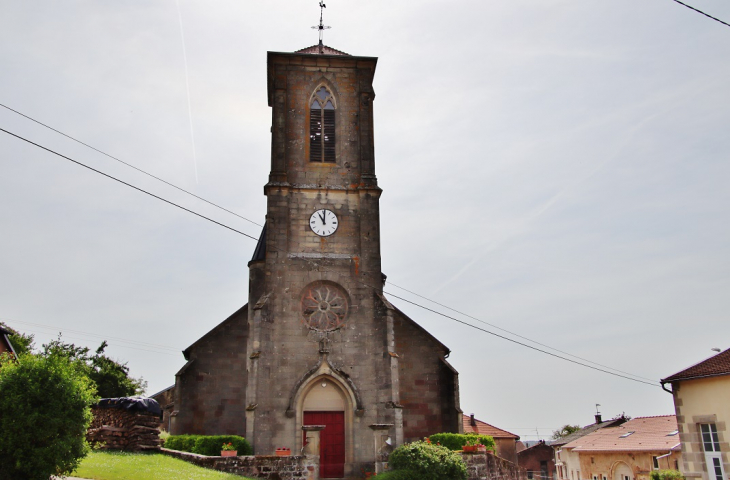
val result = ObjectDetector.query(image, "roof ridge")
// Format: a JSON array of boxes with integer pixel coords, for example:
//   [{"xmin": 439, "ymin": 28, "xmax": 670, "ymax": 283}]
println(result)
[{"xmin": 662, "ymin": 347, "xmax": 730, "ymax": 382}]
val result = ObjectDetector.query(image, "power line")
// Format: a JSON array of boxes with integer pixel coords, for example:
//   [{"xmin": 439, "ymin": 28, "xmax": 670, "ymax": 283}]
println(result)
[
  {"xmin": 669, "ymin": 0, "xmax": 730, "ymax": 28},
  {"xmin": 1, "ymin": 128, "xmax": 660, "ymax": 388},
  {"xmin": 3, "ymin": 318, "xmax": 179, "ymax": 353},
  {"xmin": 0, "ymin": 106, "xmax": 685, "ymax": 381},
  {"xmin": 379, "ymin": 286, "xmax": 660, "ymax": 387},
  {"xmin": 0, "ymin": 103, "xmax": 262, "ymax": 227},
  {"xmin": 1, "ymin": 318, "xmax": 180, "ymax": 357},
  {"xmin": 388, "ymin": 282, "xmax": 658, "ymax": 383},
  {"xmin": 0, "ymin": 128, "xmax": 260, "ymax": 242}
]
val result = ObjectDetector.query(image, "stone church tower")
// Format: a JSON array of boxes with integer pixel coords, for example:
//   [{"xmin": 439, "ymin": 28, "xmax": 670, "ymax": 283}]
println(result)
[{"xmin": 170, "ymin": 43, "xmax": 462, "ymax": 478}]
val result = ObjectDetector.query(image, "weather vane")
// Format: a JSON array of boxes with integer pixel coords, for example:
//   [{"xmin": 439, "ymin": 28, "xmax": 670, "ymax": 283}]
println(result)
[{"xmin": 311, "ymin": 1, "xmax": 331, "ymax": 53}]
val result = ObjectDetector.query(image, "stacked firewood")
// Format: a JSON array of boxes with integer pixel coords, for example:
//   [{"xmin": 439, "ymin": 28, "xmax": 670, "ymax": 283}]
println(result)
[{"xmin": 87, "ymin": 405, "xmax": 162, "ymax": 451}]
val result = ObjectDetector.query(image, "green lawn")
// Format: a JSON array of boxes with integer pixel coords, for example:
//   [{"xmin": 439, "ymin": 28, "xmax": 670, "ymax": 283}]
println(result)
[{"xmin": 73, "ymin": 451, "xmax": 256, "ymax": 480}]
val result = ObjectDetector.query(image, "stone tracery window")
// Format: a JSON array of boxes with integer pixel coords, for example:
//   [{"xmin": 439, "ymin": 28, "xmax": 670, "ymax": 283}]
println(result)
[
  {"xmin": 309, "ymin": 86, "xmax": 336, "ymax": 163},
  {"xmin": 301, "ymin": 281, "xmax": 348, "ymax": 331}
]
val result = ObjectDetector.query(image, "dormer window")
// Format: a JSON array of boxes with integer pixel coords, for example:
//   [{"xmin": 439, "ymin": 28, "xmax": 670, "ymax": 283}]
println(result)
[{"xmin": 309, "ymin": 86, "xmax": 336, "ymax": 163}]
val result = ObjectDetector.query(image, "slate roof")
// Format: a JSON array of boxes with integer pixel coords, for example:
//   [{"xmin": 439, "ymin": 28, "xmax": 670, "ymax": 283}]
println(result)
[
  {"xmin": 462, "ymin": 414, "xmax": 520, "ymax": 440},
  {"xmin": 563, "ymin": 416, "xmax": 680, "ymax": 453},
  {"xmin": 295, "ymin": 43, "xmax": 350, "ymax": 56},
  {"xmin": 661, "ymin": 347, "xmax": 730, "ymax": 383},
  {"xmin": 552, "ymin": 416, "xmax": 629, "ymax": 447}
]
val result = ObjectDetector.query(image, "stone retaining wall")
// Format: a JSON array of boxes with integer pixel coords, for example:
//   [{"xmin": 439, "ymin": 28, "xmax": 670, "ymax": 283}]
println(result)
[
  {"xmin": 463, "ymin": 452, "xmax": 527, "ymax": 480},
  {"xmin": 160, "ymin": 448, "xmax": 317, "ymax": 480}
]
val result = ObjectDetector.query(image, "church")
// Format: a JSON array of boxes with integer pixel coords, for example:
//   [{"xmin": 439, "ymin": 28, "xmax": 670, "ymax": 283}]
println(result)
[{"xmin": 167, "ymin": 39, "xmax": 462, "ymax": 478}]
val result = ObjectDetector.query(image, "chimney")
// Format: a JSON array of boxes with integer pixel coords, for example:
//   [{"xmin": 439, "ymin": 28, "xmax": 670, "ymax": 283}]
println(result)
[
  {"xmin": 595, "ymin": 414, "xmax": 602, "ymax": 424},
  {"xmin": 470, "ymin": 414, "xmax": 477, "ymax": 427}
]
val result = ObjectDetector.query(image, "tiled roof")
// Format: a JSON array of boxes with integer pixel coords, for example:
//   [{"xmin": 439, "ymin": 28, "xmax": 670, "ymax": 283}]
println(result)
[
  {"xmin": 295, "ymin": 44, "xmax": 350, "ymax": 56},
  {"xmin": 462, "ymin": 414, "xmax": 520, "ymax": 440},
  {"xmin": 552, "ymin": 417, "xmax": 628, "ymax": 447},
  {"xmin": 563, "ymin": 416, "xmax": 680, "ymax": 453},
  {"xmin": 662, "ymin": 348, "xmax": 730, "ymax": 383}
]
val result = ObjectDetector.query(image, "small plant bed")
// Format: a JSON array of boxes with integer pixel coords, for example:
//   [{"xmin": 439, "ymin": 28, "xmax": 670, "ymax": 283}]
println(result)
[{"xmin": 73, "ymin": 451, "xmax": 256, "ymax": 480}]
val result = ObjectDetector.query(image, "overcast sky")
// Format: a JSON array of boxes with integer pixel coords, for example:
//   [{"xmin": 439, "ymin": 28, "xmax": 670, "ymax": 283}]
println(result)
[{"xmin": 2, "ymin": 1, "xmax": 729, "ymax": 441}]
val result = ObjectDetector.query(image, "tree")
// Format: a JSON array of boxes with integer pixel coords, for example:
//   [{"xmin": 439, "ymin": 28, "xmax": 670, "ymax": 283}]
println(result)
[
  {"xmin": 0, "ymin": 352, "xmax": 97, "ymax": 480},
  {"xmin": 552, "ymin": 424, "xmax": 582, "ymax": 440},
  {"xmin": 42, "ymin": 337, "xmax": 146, "ymax": 398},
  {"xmin": 0, "ymin": 322, "xmax": 35, "ymax": 356}
]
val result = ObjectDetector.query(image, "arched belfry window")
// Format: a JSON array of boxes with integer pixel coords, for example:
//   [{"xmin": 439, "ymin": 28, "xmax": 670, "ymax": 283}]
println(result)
[{"xmin": 309, "ymin": 86, "xmax": 336, "ymax": 163}]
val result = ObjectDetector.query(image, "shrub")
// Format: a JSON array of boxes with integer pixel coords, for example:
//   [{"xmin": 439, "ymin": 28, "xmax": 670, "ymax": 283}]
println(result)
[
  {"xmin": 389, "ymin": 439, "xmax": 467, "ymax": 480},
  {"xmin": 164, "ymin": 434, "xmax": 198, "ymax": 453},
  {"xmin": 164, "ymin": 434, "xmax": 252, "ymax": 456},
  {"xmin": 371, "ymin": 470, "xmax": 420, "ymax": 480},
  {"xmin": 193, "ymin": 435, "xmax": 252, "ymax": 456},
  {"xmin": 651, "ymin": 470, "xmax": 684, "ymax": 480},
  {"xmin": 429, "ymin": 433, "xmax": 496, "ymax": 452},
  {"xmin": 0, "ymin": 353, "xmax": 97, "ymax": 480}
]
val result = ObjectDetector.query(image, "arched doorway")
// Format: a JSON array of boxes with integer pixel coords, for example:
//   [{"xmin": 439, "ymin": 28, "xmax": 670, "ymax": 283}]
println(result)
[
  {"xmin": 613, "ymin": 462, "xmax": 633, "ymax": 480},
  {"xmin": 302, "ymin": 376, "xmax": 347, "ymax": 478}
]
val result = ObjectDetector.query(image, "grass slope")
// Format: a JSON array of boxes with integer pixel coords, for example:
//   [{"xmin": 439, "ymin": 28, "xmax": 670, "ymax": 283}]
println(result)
[{"xmin": 73, "ymin": 451, "xmax": 255, "ymax": 480}]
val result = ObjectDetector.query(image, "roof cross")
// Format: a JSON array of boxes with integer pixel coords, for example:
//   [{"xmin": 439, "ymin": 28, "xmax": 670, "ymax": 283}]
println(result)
[{"xmin": 311, "ymin": 1, "xmax": 331, "ymax": 53}]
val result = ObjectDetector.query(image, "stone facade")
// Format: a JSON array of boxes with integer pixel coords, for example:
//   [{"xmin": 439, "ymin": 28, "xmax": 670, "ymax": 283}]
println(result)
[{"xmin": 169, "ymin": 45, "xmax": 461, "ymax": 478}]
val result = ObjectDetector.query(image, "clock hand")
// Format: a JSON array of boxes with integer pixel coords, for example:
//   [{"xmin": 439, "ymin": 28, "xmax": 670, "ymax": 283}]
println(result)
[{"xmin": 319, "ymin": 212, "xmax": 326, "ymax": 225}]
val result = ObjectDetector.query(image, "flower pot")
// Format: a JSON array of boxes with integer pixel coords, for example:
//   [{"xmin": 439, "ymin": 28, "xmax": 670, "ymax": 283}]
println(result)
[
  {"xmin": 276, "ymin": 447, "xmax": 291, "ymax": 456},
  {"xmin": 463, "ymin": 445, "xmax": 477, "ymax": 453},
  {"xmin": 221, "ymin": 450, "xmax": 237, "ymax": 457}
]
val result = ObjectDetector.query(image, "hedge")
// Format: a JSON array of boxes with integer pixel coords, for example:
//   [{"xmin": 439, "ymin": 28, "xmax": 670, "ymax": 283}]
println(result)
[
  {"xmin": 164, "ymin": 435, "xmax": 252, "ymax": 456},
  {"xmin": 429, "ymin": 433, "xmax": 496, "ymax": 452}
]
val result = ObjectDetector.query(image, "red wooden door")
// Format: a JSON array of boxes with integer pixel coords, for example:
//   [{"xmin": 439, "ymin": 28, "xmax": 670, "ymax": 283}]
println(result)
[{"xmin": 304, "ymin": 411, "xmax": 345, "ymax": 478}]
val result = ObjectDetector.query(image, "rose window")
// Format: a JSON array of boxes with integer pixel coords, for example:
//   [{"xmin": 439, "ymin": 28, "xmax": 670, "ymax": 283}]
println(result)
[{"xmin": 301, "ymin": 282, "xmax": 349, "ymax": 331}]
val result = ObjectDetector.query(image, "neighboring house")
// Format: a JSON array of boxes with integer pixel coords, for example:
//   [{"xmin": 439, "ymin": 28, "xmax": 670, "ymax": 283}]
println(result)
[
  {"xmin": 553, "ymin": 414, "xmax": 629, "ymax": 480},
  {"xmin": 0, "ymin": 326, "xmax": 17, "ymax": 357},
  {"xmin": 518, "ymin": 440, "xmax": 556, "ymax": 480},
  {"xmin": 661, "ymin": 348, "xmax": 730, "ymax": 480},
  {"xmin": 561, "ymin": 416, "xmax": 681, "ymax": 480},
  {"xmin": 463, "ymin": 413, "xmax": 521, "ymax": 464}
]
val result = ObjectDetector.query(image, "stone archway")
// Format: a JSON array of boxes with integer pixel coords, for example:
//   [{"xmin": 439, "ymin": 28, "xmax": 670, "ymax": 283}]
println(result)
[
  {"xmin": 289, "ymin": 359, "xmax": 360, "ymax": 479},
  {"xmin": 612, "ymin": 462, "xmax": 633, "ymax": 480},
  {"xmin": 302, "ymin": 377, "xmax": 347, "ymax": 478}
]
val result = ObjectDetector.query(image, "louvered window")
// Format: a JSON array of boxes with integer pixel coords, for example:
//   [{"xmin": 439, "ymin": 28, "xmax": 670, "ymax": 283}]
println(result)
[{"xmin": 309, "ymin": 86, "xmax": 336, "ymax": 163}]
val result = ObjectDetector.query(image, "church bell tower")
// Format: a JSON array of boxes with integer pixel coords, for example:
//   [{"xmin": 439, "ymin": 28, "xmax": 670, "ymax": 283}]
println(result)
[
  {"xmin": 170, "ymin": 40, "xmax": 461, "ymax": 480},
  {"xmin": 245, "ymin": 46, "xmax": 388, "ymax": 476}
]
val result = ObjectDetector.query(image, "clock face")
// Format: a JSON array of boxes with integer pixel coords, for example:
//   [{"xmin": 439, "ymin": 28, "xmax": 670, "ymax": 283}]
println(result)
[{"xmin": 309, "ymin": 209, "xmax": 338, "ymax": 237}]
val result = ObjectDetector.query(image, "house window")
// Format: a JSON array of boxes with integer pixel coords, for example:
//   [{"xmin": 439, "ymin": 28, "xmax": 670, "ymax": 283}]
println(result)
[
  {"xmin": 700, "ymin": 424, "xmax": 726, "ymax": 480},
  {"xmin": 701, "ymin": 423, "xmax": 721, "ymax": 452},
  {"xmin": 309, "ymin": 86, "xmax": 336, "ymax": 163},
  {"xmin": 652, "ymin": 456, "xmax": 659, "ymax": 470}
]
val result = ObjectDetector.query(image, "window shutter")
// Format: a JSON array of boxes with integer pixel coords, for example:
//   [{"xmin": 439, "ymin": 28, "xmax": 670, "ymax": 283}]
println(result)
[
  {"xmin": 310, "ymin": 108, "xmax": 322, "ymax": 162},
  {"xmin": 323, "ymin": 109, "xmax": 335, "ymax": 163}
]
